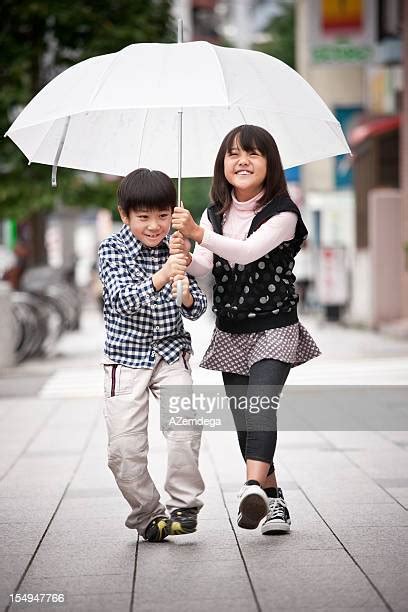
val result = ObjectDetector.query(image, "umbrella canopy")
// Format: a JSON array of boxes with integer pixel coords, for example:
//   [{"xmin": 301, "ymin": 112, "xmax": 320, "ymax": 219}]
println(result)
[{"xmin": 6, "ymin": 41, "xmax": 350, "ymax": 178}]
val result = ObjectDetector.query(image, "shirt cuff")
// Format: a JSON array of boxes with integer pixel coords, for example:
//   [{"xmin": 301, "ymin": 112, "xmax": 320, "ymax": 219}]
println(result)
[{"xmin": 159, "ymin": 282, "xmax": 173, "ymax": 302}]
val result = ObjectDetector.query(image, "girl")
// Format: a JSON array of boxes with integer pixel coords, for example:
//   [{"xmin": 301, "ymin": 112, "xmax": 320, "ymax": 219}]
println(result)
[{"xmin": 171, "ymin": 125, "xmax": 320, "ymax": 535}]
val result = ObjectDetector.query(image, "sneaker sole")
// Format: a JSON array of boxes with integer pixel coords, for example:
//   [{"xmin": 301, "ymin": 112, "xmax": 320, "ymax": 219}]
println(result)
[
  {"xmin": 261, "ymin": 521, "xmax": 291, "ymax": 535},
  {"xmin": 238, "ymin": 494, "xmax": 269, "ymax": 529}
]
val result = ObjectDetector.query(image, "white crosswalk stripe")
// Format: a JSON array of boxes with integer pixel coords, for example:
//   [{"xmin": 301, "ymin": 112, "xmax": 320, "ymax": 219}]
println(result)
[
  {"xmin": 39, "ymin": 367, "xmax": 104, "ymax": 398},
  {"xmin": 289, "ymin": 358, "xmax": 408, "ymax": 385},
  {"xmin": 38, "ymin": 356, "xmax": 408, "ymax": 399}
]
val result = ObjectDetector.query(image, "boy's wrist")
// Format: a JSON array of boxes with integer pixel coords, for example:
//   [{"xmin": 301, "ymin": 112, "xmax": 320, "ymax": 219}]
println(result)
[
  {"xmin": 183, "ymin": 293, "xmax": 194, "ymax": 309},
  {"xmin": 152, "ymin": 269, "xmax": 167, "ymax": 291}
]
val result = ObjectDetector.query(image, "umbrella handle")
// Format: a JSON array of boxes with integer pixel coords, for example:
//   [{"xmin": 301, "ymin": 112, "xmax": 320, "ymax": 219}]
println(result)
[{"xmin": 176, "ymin": 279, "xmax": 183, "ymax": 307}]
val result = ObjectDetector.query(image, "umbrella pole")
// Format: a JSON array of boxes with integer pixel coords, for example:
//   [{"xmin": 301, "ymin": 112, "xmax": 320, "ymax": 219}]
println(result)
[{"xmin": 176, "ymin": 19, "xmax": 184, "ymax": 306}]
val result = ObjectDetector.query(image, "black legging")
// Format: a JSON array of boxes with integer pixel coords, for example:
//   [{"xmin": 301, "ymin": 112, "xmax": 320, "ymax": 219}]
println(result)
[{"xmin": 222, "ymin": 359, "xmax": 291, "ymax": 475}]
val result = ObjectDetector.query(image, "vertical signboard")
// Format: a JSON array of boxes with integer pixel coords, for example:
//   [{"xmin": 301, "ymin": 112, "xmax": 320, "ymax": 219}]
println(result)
[{"xmin": 309, "ymin": 0, "xmax": 376, "ymax": 64}]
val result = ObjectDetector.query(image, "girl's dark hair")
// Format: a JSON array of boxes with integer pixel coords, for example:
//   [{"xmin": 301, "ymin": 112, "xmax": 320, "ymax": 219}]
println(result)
[
  {"xmin": 118, "ymin": 168, "xmax": 177, "ymax": 215},
  {"xmin": 210, "ymin": 125, "xmax": 289, "ymax": 214}
]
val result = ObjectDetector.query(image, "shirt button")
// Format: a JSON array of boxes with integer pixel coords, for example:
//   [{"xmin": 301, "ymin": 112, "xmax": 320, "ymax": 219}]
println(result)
[
  {"xmin": 155, "ymin": 326, "xmax": 160, "ymax": 330},
  {"xmin": 151, "ymin": 351, "xmax": 155, "ymax": 357}
]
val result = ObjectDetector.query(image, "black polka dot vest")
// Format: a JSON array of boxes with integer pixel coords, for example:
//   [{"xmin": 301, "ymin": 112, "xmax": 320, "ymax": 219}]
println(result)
[{"xmin": 207, "ymin": 195, "xmax": 308, "ymax": 333}]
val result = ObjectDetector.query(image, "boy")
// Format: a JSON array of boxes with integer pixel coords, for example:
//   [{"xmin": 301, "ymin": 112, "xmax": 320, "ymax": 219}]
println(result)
[{"xmin": 98, "ymin": 168, "xmax": 207, "ymax": 542}]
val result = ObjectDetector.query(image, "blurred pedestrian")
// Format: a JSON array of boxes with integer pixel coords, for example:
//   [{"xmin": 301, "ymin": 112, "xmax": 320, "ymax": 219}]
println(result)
[
  {"xmin": 90, "ymin": 261, "xmax": 104, "ymax": 312},
  {"xmin": 171, "ymin": 125, "xmax": 321, "ymax": 536},
  {"xmin": 98, "ymin": 168, "xmax": 207, "ymax": 542},
  {"xmin": 294, "ymin": 241, "xmax": 313, "ymax": 312},
  {"xmin": 2, "ymin": 242, "xmax": 29, "ymax": 290}
]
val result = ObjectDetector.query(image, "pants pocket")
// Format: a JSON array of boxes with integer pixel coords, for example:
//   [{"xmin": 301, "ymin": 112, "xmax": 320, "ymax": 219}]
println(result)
[
  {"xmin": 103, "ymin": 365, "xmax": 118, "ymax": 398},
  {"xmin": 103, "ymin": 364, "xmax": 134, "ymax": 397},
  {"xmin": 181, "ymin": 352, "xmax": 191, "ymax": 372}
]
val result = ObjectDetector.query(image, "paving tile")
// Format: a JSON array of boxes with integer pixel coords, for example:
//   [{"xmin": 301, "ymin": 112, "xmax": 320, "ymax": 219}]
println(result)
[
  {"xmin": 27, "ymin": 542, "xmax": 136, "ymax": 578},
  {"xmin": 20, "ymin": 573, "xmax": 133, "ymax": 597},
  {"xmin": 376, "ymin": 478, "xmax": 408, "ymax": 488},
  {"xmin": 347, "ymin": 554, "xmax": 408, "ymax": 612},
  {"xmin": 135, "ymin": 558, "xmax": 251, "ymax": 601},
  {"xmin": 245, "ymin": 550, "xmax": 386, "ymax": 610},
  {"xmin": 134, "ymin": 597, "xmax": 258, "ymax": 612},
  {"xmin": 0, "ymin": 522, "xmax": 46, "ymax": 555},
  {"xmin": 316, "ymin": 501, "xmax": 408, "ymax": 528},
  {"xmin": 319, "ymin": 431, "xmax": 394, "ymax": 450},
  {"xmin": 11, "ymin": 592, "xmax": 131, "ymax": 612},
  {"xmin": 41, "ymin": 519, "xmax": 131, "ymax": 545},
  {"xmin": 0, "ymin": 553, "xmax": 32, "ymax": 609},
  {"xmin": 0, "ymin": 456, "xmax": 79, "ymax": 498},
  {"xmin": 333, "ymin": 526, "xmax": 408, "ymax": 557},
  {"xmin": 384, "ymin": 487, "xmax": 408, "ymax": 509},
  {"xmin": 0, "ymin": 496, "xmax": 60, "ymax": 524},
  {"xmin": 53, "ymin": 497, "xmax": 132, "ymax": 522},
  {"xmin": 344, "ymin": 448, "xmax": 408, "ymax": 480}
]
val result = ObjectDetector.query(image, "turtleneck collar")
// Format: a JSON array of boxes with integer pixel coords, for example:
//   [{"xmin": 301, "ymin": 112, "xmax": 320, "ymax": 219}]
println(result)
[{"xmin": 231, "ymin": 189, "xmax": 265, "ymax": 212}]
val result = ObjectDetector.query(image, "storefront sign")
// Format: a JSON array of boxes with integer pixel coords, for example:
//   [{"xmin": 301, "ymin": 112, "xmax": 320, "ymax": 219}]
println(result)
[{"xmin": 309, "ymin": 0, "xmax": 376, "ymax": 64}]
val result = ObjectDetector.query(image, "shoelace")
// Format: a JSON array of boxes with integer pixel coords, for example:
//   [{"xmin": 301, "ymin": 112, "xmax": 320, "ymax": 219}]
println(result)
[{"xmin": 266, "ymin": 497, "xmax": 286, "ymax": 521}]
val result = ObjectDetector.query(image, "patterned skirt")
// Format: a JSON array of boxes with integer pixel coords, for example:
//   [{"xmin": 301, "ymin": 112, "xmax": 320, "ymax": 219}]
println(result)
[{"xmin": 200, "ymin": 322, "xmax": 321, "ymax": 376}]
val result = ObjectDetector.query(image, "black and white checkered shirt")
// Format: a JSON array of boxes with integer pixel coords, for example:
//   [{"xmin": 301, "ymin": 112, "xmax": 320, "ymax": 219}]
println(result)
[{"xmin": 98, "ymin": 224, "xmax": 207, "ymax": 368}]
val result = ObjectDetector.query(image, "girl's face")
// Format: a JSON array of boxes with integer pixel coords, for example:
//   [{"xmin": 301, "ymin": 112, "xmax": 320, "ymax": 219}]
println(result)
[{"xmin": 224, "ymin": 137, "xmax": 267, "ymax": 201}]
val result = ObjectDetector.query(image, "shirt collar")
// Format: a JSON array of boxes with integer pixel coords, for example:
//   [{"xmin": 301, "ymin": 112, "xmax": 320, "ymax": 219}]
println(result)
[{"xmin": 119, "ymin": 224, "xmax": 170, "ymax": 256}]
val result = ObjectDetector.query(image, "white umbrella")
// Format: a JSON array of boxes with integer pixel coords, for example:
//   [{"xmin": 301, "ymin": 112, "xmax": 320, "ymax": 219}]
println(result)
[
  {"xmin": 6, "ymin": 41, "xmax": 350, "ymax": 181},
  {"xmin": 6, "ymin": 36, "xmax": 350, "ymax": 306}
]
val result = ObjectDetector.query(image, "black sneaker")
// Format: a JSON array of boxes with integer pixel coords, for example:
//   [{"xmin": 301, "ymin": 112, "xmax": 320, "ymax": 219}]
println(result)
[
  {"xmin": 143, "ymin": 516, "xmax": 171, "ymax": 542},
  {"xmin": 261, "ymin": 488, "xmax": 291, "ymax": 535},
  {"xmin": 169, "ymin": 507, "xmax": 199, "ymax": 535}
]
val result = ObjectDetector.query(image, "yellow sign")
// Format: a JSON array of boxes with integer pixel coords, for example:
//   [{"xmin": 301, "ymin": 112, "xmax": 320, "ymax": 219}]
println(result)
[{"xmin": 322, "ymin": 0, "xmax": 363, "ymax": 32}]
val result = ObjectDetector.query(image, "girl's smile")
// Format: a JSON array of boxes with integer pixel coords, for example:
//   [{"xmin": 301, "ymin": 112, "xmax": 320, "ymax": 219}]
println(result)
[{"xmin": 224, "ymin": 140, "xmax": 267, "ymax": 201}]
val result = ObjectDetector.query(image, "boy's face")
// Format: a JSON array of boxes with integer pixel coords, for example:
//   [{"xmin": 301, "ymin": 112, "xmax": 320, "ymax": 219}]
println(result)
[{"xmin": 119, "ymin": 207, "xmax": 172, "ymax": 248}]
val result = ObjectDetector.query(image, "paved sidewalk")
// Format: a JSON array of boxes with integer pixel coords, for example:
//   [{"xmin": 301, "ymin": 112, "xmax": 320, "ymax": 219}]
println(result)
[{"xmin": 1, "ymin": 306, "xmax": 408, "ymax": 612}]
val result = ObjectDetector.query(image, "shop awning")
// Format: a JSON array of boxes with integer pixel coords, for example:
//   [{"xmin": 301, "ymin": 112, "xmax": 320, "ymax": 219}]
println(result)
[{"xmin": 349, "ymin": 115, "xmax": 400, "ymax": 148}]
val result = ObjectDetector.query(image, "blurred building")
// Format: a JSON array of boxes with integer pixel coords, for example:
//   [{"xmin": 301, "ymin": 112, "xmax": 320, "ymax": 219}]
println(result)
[
  {"xmin": 172, "ymin": 0, "xmax": 220, "ymax": 42},
  {"xmin": 172, "ymin": 0, "xmax": 280, "ymax": 47},
  {"xmin": 296, "ymin": 0, "xmax": 405, "ymax": 329}
]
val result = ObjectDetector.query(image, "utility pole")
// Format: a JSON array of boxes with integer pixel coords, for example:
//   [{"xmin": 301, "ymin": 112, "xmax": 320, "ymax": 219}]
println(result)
[{"xmin": 233, "ymin": 0, "xmax": 254, "ymax": 49}]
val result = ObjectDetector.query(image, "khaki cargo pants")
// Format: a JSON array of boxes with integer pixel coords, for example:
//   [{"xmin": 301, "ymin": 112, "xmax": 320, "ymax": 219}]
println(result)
[{"xmin": 103, "ymin": 354, "xmax": 204, "ymax": 535}]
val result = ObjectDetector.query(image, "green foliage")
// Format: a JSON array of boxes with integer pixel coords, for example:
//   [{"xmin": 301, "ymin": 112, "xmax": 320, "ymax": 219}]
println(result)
[
  {"xmin": 0, "ymin": 0, "xmax": 175, "ymax": 221},
  {"xmin": 254, "ymin": 1, "xmax": 295, "ymax": 69},
  {"xmin": 180, "ymin": 177, "xmax": 212, "ymax": 221}
]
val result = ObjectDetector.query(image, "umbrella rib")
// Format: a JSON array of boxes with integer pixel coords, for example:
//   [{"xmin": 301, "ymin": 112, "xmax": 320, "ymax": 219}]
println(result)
[
  {"xmin": 137, "ymin": 108, "xmax": 149, "ymax": 167},
  {"xmin": 88, "ymin": 53, "xmax": 121, "ymax": 107},
  {"xmin": 238, "ymin": 107, "xmax": 247, "ymax": 124},
  {"xmin": 208, "ymin": 45, "xmax": 229, "ymax": 105}
]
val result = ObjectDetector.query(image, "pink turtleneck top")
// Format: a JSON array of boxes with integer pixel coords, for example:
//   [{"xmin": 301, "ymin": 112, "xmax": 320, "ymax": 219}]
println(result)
[{"xmin": 187, "ymin": 191, "xmax": 298, "ymax": 277}]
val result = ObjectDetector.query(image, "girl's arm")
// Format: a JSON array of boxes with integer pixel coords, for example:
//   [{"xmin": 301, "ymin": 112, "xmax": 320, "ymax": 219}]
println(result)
[{"xmin": 200, "ymin": 212, "xmax": 298, "ymax": 265}]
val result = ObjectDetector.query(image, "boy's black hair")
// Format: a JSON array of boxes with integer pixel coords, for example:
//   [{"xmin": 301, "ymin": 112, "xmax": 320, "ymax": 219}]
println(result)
[{"xmin": 117, "ymin": 168, "xmax": 177, "ymax": 215}]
